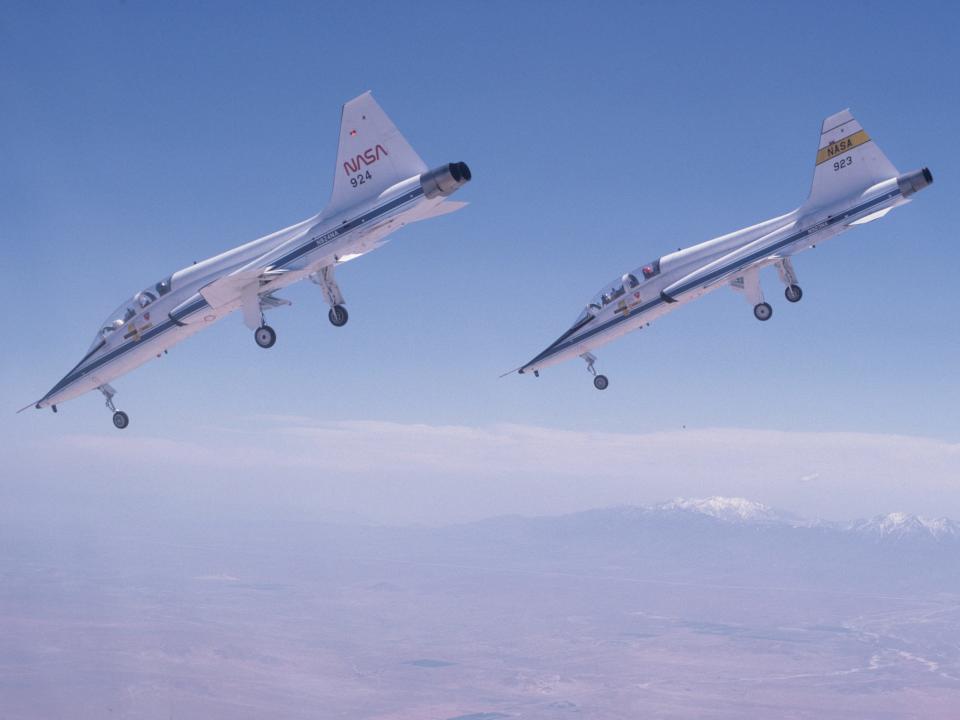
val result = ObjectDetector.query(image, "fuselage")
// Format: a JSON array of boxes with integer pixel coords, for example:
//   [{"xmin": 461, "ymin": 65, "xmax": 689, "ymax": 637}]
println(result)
[
  {"xmin": 521, "ymin": 170, "xmax": 929, "ymax": 375},
  {"xmin": 38, "ymin": 175, "xmax": 451, "ymax": 409}
]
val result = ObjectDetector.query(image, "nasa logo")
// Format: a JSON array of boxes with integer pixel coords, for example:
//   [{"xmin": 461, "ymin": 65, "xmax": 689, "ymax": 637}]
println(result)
[
  {"xmin": 343, "ymin": 144, "xmax": 389, "ymax": 175},
  {"xmin": 825, "ymin": 137, "xmax": 853, "ymax": 158}
]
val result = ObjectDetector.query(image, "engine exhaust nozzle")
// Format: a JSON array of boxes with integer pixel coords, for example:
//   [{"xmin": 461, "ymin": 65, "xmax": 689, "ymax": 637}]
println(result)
[
  {"xmin": 421, "ymin": 162, "xmax": 472, "ymax": 199},
  {"xmin": 897, "ymin": 167, "xmax": 933, "ymax": 198}
]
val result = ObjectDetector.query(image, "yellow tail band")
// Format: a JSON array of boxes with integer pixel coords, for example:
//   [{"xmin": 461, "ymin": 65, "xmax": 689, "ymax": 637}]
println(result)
[{"xmin": 815, "ymin": 129, "xmax": 871, "ymax": 165}]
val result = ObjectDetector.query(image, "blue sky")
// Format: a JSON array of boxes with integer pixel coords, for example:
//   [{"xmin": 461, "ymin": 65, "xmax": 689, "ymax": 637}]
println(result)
[{"xmin": 3, "ymin": 1, "xmax": 959, "ymax": 521}]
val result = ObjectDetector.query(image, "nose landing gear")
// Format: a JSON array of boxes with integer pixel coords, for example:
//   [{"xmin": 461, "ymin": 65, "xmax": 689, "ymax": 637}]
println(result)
[
  {"xmin": 99, "ymin": 384, "xmax": 129, "ymax": 430},
  {"xmin": 581, "ymin": 352, "xmax": 609, "ymax": 390}
]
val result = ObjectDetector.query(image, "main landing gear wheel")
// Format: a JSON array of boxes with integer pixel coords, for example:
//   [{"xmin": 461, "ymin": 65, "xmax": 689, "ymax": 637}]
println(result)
[
  {"xmin": 255, "ymin": 325, "xmax": 277, "ymax": 348},
  {"xmin": 784, "ymin": 284, "xmax": 803, "ymax": 303},
  {"xmin": 593, "ymin": 374, "xmax": 609, "ymax": 391},
  {"xmin": 112, "ymin": 410, "xmax": 129, "ymax": 430},
  {"xmin": 328, "ymin": 305, "xmax": 349, "ymax": 327},
  {"xmin": 753, "ymin": 302, "xmax": 773, "ymax": 322}
]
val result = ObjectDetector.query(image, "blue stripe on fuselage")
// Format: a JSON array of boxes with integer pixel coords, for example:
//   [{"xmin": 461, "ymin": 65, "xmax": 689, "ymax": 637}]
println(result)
[{"xmin": 270, "ymin": 188, "xmax": 424, "ymax": 269}]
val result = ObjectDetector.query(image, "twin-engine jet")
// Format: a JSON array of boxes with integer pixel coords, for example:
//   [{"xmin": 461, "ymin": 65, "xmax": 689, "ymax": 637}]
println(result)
[
  {"xmin": 21, "ymin": 92, "xmax": 471, "ymax": 428},
  {"xmin": 513, "ymin": 109, "xmax": 932, "ymax": 389}
]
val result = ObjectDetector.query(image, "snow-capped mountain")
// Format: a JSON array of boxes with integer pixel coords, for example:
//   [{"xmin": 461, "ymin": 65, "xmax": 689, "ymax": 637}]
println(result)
[
  {"xmin": 601, "ymin": 496, "xmax": 958, "ymax": 543},
  {"xmin": 847, "ymin": 512, "xmax": 960, "ymax": 541},
  {"xmin": 655, "ymin": 497, "xmax": 803, "ymax": 526}
]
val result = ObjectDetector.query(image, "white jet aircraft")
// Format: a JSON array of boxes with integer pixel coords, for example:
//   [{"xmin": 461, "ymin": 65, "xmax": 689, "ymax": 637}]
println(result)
[
  {"xmin": 21, "ymin": 92, "xmax": 471, "ymax": 427},
  {"xmin": 513, "ymin": 109, "xmax": 932, "ymax": 389}
]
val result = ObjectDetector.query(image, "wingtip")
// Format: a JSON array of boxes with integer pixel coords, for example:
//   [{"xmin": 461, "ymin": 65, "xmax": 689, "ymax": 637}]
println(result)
[{"xmin": 16, "ymin": 401, "xmax": 39, "ymax": 414}]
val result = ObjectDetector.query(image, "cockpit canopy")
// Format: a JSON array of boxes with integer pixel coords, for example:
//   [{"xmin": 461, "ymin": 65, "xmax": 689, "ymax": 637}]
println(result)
[
  {"xmin": 87, "ymin": 276, "xmax": 172, "ymax": 351},
  {"xmin": 573, "ymin": 259, "xmax": 662, "ymax": 324}
]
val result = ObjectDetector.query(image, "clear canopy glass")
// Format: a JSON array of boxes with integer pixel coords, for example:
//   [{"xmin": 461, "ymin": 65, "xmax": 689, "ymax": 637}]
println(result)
[
  {"xmin": 87, "ymin": 276, "xmax": 172, "ymax": 351},
  {"xmin": 573, "ymin": 259, "xmax": 662, "ymax": 324}
]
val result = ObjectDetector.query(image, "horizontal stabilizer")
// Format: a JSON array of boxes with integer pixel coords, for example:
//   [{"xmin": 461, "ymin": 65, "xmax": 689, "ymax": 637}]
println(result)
[{"xmin": 410, "ymin": 200, "xmax": 468, "ymax": 221}]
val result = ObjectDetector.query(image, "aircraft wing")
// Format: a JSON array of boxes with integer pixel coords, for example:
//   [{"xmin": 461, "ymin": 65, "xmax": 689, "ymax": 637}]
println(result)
[
  {"xmin": 661, "ymin": 222, "xmax": 797, "ymax": 301},
  {"xmin": 199, "ymin": 267, "xmax": 265, "ymax": 309}
]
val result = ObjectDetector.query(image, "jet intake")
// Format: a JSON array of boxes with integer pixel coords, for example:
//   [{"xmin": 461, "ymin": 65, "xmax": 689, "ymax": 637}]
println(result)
[
  {"xmin": 420, "ymin": 162, "xmax": 472, "ymax": 198},
  {"xmin": 897, "ymin": 167, "xmax": 933, "ymax": 197}
]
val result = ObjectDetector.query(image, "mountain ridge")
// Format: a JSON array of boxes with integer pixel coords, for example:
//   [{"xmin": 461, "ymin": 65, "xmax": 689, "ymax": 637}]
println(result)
[{"xmin": 456, "ymin": 496, "xmax": 960, "ymax": 544}]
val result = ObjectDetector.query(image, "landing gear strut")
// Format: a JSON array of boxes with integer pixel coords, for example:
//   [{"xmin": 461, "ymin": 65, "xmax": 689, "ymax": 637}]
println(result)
[
  {"xmin": 730, "ymin": 268, "xmax": 773, "ymax": 323},
  {"xmin": 311, "ymin": 266, "xmax": 349, "ymax": 328},
  {"xmin": 241, "ymin": 284, "xmax": 288, "ymax": 349},
  {"xmin": 581, "ymin": 352, "xmax": 609, "ymax": 390},
  {"xmin": 777, "ymin": 258, "xmax": 803, "ymax": 304},
  {"xmin": 99, "ymin": 384, "xmax": 129, "ymax": 430}
]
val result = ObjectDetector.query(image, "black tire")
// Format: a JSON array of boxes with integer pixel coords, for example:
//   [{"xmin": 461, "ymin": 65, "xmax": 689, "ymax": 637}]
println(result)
[
  {"xmin": 328, "ymin": 305, "xmax": 349, "ymax": 327},
  {"xmin": 593, "ymin": 374, "xmax": 609, "ymax": 390},
  {"xmin": 785, "ymin": 284, "xmax": 803, "ymax": 303},
  {"xmin": 753, "ymin": 302, "xmax": 773, "ymax": 322},
  {"xmin": 255, "ymin": 325, "xmax": 277, "ymax": 348},
  {"xmin": 112, "ymin": 410, "xmax": 129, "ymax": 429}
]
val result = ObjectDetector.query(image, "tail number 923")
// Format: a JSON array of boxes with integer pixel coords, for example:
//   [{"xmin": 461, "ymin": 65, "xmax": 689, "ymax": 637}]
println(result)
[
  {"xmin": 350, "ymin": 170, "xmax": 372, "ymax": 188},
  {"xmin": 833, "ymin": 155, "xmax": 853, "ymax": 172}
]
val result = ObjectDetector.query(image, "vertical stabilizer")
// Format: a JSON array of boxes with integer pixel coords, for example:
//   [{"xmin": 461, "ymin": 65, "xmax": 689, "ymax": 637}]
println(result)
[
  {"xmin": 326, "ymin": 92, "xmax": 428, "ymax": 214},
  {"xmin": 805, "ymin": 109, "xmax": 899, "ymax": 209}
]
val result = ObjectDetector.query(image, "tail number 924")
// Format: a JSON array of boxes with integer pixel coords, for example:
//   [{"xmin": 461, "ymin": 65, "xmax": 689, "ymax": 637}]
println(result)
[{"xmin": 350, "ymin": 170, "xmax": 372, "ymax": 188}]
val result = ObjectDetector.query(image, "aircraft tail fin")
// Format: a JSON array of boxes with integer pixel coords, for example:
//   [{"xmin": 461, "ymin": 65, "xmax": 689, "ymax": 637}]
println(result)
[
  {"xmin": 804, "ymin": 109, "xmax": 900, "ymax": 209},
  {"xmin": 326, "ymin": 92, "xmax": 427, "ymax": 215}
]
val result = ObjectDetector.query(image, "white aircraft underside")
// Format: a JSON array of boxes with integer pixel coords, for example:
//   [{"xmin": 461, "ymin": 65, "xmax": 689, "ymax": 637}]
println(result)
[
  {"xmin": 515, "ymin": 109, "xmax": 932, "ymax": 389},
  {"xmin": 22, "ymin": 92, "xmax": 472, "ymax": 428}
]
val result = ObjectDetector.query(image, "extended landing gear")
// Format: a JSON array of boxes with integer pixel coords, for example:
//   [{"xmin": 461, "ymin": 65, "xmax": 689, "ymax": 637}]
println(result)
[
  {"xmin": 730, "ymin": 268, "xmax": 773, "ymax": 323},
  {"xmin": 753, "ymin": 302, "xmax": 773, "ymax": 322},
  {"xmin": 241, "ymin": 284, "xmax": 289, "ymax": 349},
  {"xmin": 776, "ymin": 258, "xmax": 803, "ymax": 305},
  {"xmin": 733, "ymin": 259, "xmax": 801, "ymax": 322},
  {"xmin": 311, "ymin": 266, "xmax": 349, "ymax": 329},
  {"xmin": 254, "ymin": 325, "xmax": 277, "ymax": 348},
  {"xmin": 581, "ymin": 352, "xmax": 609, "ymax": 390},
  {"xmin": 99, "ymin": 384, "xmax": 129, "ymax": 430},
  {"xmin": 328, "ymin": 304, "xmax": 348, "ymax": 327}
]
